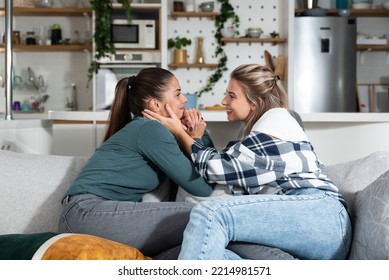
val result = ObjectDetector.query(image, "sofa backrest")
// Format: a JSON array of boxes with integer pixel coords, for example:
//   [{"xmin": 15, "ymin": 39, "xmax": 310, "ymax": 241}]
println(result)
[
  {"xmin": 323, "ymin": 151, "xmax": 389, "ymax": 220},
  {"xmin": 323, "ymin": 151, "xmax": 389, "ymax": 260},
  {"xmin": 0, "ymin": 150, "xmax": 87, "ymax": 234}
]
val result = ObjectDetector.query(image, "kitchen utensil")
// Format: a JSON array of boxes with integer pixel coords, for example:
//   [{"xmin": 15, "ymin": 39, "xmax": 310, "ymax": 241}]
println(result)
[
  {"xmin": 302, "ymin": 0, "xmax": 318, "ymax": 9},
  {"xmin": 199, "ymin": 2, "xmax": 214, "ymax": 12},
  {"xmin": 264, "ymin": 50, "xmax": 275, "ymax": 71},
  {"xmin": 12, "ymin": 68, "xmax": 24, "ymax": 90},
  {"xmin": 338, "ymin": 9, "xmax": 351, "ymax": 16},
  {"xmin": 185, "ymin": 0, "xmax": 196, "ymax": 12},
  {"xmin": 39, "ymin": 94, "xmax": 49, "ymax": 103},
  {"xmin": 28, "ymin": 67, "xmax": 40, "ymax": 89},
  {"xmin": 27, "ymin": 67, "xmax": 46, "ymax": 91},
  {"xmin": 220, "ymin": 27, "xmax": 235, "ymax": 38},
  {"xmin": 33, "ymin": 0, "xmax": 53, "ymax": 7},
  {"xmin": 274, "ymin": 54, "xmax": 285, "ymax": 81},
  {"xmin": 247, "ymin": 27, "xmax": 263, "ymax": 38}
]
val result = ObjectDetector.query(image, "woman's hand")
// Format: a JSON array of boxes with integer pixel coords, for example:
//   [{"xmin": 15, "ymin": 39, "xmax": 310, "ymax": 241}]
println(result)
[
  {"xmin": 182, "ymin": 109, "xmax": 206, "ymax": 139},
  {"xmin": 182, "ymin": 109, "xmax": 201, "ymax": 130},
  {"xmin": 143, "ymin": 104, "xmax": 184, "ymax": 138},
  {"xmin": 143, "ymin": 104, "xmax": 197, "ymax": 156},
  {"xmin": 143, "ymin": 105, "xmax": 206, "ymax": 139}
]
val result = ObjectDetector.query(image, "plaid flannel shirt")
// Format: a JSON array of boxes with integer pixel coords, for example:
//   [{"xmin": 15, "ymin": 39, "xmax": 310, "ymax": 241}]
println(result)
[{"xmin": 191, "ymin": 132, "xmax": 346, "ymax": 206}]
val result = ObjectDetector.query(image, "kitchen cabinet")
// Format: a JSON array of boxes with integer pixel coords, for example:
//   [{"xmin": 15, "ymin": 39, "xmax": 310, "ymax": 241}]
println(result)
[
  {"xmin": 0, "ymin": 7, "xmax": 93, "ymax": 53},
  {"xmin": 51, "ymin": 122, "xmax": 102, "ymax": 157}
]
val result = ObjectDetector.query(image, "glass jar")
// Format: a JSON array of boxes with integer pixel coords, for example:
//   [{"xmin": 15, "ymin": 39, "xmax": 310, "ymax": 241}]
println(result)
[
  {"xmin": 12, "ymin": 31, "xmax": 21, "ymax": 45},
  {"xmin": 26, "ymin": 31, "xmax": 36, "ymax": 45}
]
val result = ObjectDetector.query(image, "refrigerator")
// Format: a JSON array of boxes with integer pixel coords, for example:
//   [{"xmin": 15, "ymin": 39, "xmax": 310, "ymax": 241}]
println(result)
[{"xmin": 293, "ymin": 17, "xmax": 357, "ymax": 112}]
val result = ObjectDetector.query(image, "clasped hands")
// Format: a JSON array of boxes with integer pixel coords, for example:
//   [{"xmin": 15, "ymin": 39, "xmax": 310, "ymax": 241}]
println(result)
[{"xmin": 143, "ymin": 105, "xmax": 206, "ymax": 139}]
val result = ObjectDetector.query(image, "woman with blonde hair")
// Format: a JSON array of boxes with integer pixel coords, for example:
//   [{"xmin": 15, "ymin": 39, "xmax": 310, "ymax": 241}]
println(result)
[{"xmin": 143, "ymin": 64, "xmax": 352, "ymax": 260}]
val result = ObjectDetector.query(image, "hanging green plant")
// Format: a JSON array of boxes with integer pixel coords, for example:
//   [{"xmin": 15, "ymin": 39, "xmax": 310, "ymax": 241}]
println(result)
[
  {"xmin": 87, "ymin": 0, "xmax": 132, "ymax": 86},
  {"xmin": 196, "ymin": 0, "xmax": 240, "ymax": 97}
]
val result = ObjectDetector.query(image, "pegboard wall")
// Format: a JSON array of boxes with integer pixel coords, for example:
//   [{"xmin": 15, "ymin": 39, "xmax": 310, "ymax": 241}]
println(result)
[{"xmin": 167, "ymin": 0, "xmax": 286, "ymax": 107}]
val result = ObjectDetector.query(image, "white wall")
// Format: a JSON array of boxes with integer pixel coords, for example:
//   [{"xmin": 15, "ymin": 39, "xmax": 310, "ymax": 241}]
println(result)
[{"xmin": 167, "ymin": 0, "xmax": 287, "ymax": 107}]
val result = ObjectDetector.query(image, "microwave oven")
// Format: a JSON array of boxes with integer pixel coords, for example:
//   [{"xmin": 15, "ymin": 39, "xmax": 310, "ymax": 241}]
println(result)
[{"xmin": 111, "ymin": 19, "xmax": 156, "ymax": 49}]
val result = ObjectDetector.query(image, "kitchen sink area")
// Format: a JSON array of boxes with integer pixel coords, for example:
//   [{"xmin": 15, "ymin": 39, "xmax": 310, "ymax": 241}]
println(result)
[{"xmin": 0, "ymin": 117, "xmax": 53, "ymax": 154}]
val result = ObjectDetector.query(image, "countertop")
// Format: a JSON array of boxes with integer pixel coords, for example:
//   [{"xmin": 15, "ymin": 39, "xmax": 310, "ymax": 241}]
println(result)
[
  {"xmin": 46, "ymin": 110, "xmax": 389, "ymax": 123},
  {"xmin": 2, "ymin": 110, "xmax": 388, "ymax": 123}
]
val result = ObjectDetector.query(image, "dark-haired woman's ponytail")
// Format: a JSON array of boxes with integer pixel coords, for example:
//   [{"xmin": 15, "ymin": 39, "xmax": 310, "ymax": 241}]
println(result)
[{"xmin": 103, "ymin": 78, "xmax": 132, "ymax": 142}]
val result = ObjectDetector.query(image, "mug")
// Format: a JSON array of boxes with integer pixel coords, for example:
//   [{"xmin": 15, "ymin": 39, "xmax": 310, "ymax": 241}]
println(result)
[{"xmin": 185, "ymin": 93, "xmax": 197, "ymax": 109}]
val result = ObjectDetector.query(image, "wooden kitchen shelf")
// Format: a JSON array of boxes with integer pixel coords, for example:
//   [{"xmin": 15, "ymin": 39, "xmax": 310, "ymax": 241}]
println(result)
[
  {"xmin": 357, "ymin": 44, "xmax": 389, "ymax": 51},
  {"xmin": 0, "ymin": 44, "xmax": 92, "ymax": 52},
  {"xmin": 0, "ymin": 7, "xmax": 92, "ymax": 17},
  {"xmin": 295, "ymin": 8, "xmax": 389, "ymax": 17},
  {"xmin": 170, "ymin": 11, "xmax": 219, "ymax": 20},
  {"xmin": 168, "ymin": 63, "xmax": 217, "ymax": 69},
  {"xmin": 221, "ymin": 37, "xmax": 287, "ymax": 45}
]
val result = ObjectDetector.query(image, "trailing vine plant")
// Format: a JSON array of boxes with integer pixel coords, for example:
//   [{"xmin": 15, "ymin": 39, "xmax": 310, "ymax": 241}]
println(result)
[
  {"xmin": 87, "ymin": 0, "xmax": 132, "ymax": 85},
  {"xmin": 196, "ymin": 0, "xmax": 240, "ymax": 97}
]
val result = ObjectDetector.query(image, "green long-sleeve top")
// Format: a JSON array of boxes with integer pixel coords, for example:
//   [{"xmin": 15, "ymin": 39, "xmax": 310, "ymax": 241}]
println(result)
[{"xmin": 64, "ymin": 117, "xmax": 213, "ymax": 202}]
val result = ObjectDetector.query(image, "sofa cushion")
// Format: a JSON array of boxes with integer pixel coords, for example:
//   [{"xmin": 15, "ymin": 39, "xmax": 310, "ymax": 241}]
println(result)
[
  {"xmin": 348, "ymin": 170, "xmax": 389, "ymax": 260},
  {"xmin": 0, "ymin": 150, "xmax": 87, "ymax": 234},
  {"xmin": 323, "ymin": 151, "xmax": 389, "ymax": 221},
  {"xmin": 0, "ymin": 232, "xmax": 151, "ymax": 260}
]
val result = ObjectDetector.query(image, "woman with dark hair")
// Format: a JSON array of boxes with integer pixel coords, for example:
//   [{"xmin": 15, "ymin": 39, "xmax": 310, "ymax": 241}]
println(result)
[
  {"xmin": 144, "ymin": 64, "xmax": 352, "ymax": 260},
  {"xmin": 58, "ymin": 68, "xmax": 213, "ymax": 257}
]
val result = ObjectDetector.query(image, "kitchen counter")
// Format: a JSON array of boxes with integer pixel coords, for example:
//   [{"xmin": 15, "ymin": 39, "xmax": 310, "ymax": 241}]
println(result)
[
  {"xmin": 0, "ymin": 112, "xmax": 48, "ymax": 120},
  {"xmin": 46, "ymin": 110, "xmax": 389, "ymax": 165},
  {"xmin": 47, "ymin": 110, "xmax": 389, "ymax": 123},
  {"xmin": 48, "ymin": 110, "xmax": 109, "ymax": 122}
]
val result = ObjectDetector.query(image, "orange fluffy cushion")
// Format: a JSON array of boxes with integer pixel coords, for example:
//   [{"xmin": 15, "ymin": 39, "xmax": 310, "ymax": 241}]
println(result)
[{"xmin": 41, "ymin": 234, "xmax": 151, "ymax": 260}]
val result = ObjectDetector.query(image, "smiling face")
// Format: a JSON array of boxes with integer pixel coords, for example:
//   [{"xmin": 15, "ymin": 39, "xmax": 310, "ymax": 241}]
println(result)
[
  {"xmin": 221, "ymin": 78, "xmax": 256, "ymax": 123},
  {"xmin": 159, "ymin": 76, "xmax": 187, "ymax": 119}
]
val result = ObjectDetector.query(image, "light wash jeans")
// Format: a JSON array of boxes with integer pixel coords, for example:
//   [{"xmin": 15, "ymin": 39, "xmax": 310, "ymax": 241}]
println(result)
[
  {"xmin": 178, "ymin": 188, "xmax": 352, "ymax": 260},
  {"xmin": 58, "ymin": 194, "xmax": 194, "ymax": 257}
]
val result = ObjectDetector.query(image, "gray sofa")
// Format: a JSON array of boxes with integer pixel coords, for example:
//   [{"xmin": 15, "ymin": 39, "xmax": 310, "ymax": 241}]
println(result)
[{"xmin": 1, "ymin": 149, "xmax": 388, "ymax": 259}]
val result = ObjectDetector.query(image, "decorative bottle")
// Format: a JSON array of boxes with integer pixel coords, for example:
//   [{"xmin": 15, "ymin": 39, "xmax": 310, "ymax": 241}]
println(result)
[{"xmin": 194, "ymin": 37, "xmax": 205, "ymax": 64}]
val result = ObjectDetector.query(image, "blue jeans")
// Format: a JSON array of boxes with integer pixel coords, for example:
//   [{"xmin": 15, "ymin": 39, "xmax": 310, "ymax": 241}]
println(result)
[
  {"xmin": 178, "ymin": 188, "xmax": 352, "ymax": 260},
  {"xmin": 58, "ymin": 194, "xmax": 194, "ymax": 257}
]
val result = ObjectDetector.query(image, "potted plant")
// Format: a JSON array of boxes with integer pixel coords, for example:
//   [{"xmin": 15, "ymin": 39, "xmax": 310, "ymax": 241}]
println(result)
[{"xmin": 168, "ymin": 36, "xmax": 192, "ymax": 65}]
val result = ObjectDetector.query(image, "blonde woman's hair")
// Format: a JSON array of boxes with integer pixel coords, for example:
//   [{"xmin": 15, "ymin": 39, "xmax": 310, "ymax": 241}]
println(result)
[{"xmin": 230, "ymin": 64, "xmax": 288, "ymax": 136}]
